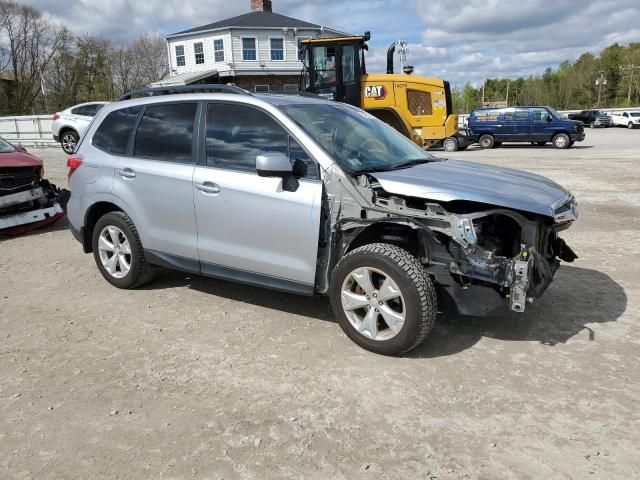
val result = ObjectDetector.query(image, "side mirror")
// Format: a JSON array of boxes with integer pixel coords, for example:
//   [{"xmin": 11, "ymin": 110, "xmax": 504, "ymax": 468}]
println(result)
[
  {"xmin": 13, "ymin": 144, "xmax": 27, "ymax": 153},
  {"xmin": 256, "ymin": 152, "xmax": 298, "ymax": 192}
]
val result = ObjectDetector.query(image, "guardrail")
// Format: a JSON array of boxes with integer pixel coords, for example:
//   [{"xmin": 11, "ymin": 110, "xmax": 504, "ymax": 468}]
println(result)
[{"xmin": 0, "ymin": 114, "xmax": 56, "ymax": 147}]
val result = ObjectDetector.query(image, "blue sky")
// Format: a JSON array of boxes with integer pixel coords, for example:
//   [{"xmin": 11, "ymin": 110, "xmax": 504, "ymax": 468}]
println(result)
[{"xmin": 23, "ymin": 0, "xmax": 640, "ymax": 86}]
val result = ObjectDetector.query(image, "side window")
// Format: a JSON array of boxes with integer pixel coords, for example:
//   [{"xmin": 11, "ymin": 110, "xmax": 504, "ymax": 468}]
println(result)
[
  {"xmin": 341, "ymin": 44, "xmax": 356, "ymax": 82},
  {"xmin": 270, "ymin": 38, "xmax": 284, "ymax": 61},
  {"xmin": 83, "ymin": 104, "xmax": 103, "ymax": 117},
  {"xmin": 407, "ymin": 90, "xmax": 432, "ymax": 116},
  {"xmin": 175, "ymin": 45, "xmax": 186, "ymax": 67},
  {"xmin": 71, "ymin": 106, "xmax": 86, "ymax": 115},
  {"xmin": 213, "ymin": 39, "xmax": 224, "ymax": 62},
  {"xmin": 515, "ymin": 109, "xmax": 529, "ymax": 121},
  {"xmin": 623, "ymin": 112, "xmax": 629, "ymax": 118},
  {"xmin": 242, "ymin": 38, "xmax": 257, "ymax": 61},
  {"xmin": 92, "ymin": 106, "xmax": 141, "ymax": 156},
  {"xmin": 289, "ymin": 137, "xmax": 319, "ymax": 180},
  {"xmin": 194, "ymin": 42, "xmax": 205, "ymax": 64},
  {"xmin": 206, "ymin": 103, "xmax": 318, "ymax": 179},
  {"xmin": 206, "ymin": 104, "xmax": 287, "ymax": 172},
  {"xmin": 503, "ymin": 110, "xmax": 514, "ymax": 121},
  {"xmin": 133, "ymin": 103, "xmax": 197, "ymax": 163},
  {"xmin": 532, "ymin": 108, "xmax": 550, "ymax": 122}
]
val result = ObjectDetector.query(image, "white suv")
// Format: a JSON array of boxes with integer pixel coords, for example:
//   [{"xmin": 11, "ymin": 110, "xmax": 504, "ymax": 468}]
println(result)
[
  {"xmin": 610, "ymin": 110, "xmax": 640, "ymax": 129},
  {"xmin": 52, "ymin": 102, "xmax": 109, "ymax": 154},
  {"xmin": 66, "ymin": 85, "xmax": 579, "ymax": 355}
]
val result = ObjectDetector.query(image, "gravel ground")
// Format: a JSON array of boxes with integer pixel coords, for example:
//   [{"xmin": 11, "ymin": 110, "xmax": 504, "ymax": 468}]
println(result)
[{"xmin": 1, "ymin": 128, "xmax": 639, "ymax": 479}]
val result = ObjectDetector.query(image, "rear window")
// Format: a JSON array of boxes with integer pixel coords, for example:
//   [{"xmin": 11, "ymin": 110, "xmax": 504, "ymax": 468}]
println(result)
[
  {"xmin": 92, "ymin": 106, "xmax": 141, "ymax": 156},
  {"xmin": 407, "ymin": 90, "xmax": 432, "ymax": 116},
  {"xmin": 133, "ymin": 103, "xmax": 197, "ymax": 163}
]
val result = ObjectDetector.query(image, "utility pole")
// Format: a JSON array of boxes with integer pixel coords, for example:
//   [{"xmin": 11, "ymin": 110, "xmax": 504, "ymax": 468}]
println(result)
[
  {"xmin": 481, "ymin": 78, "xmax": 485, "ymax": 105},
  {"xmin": 620, "ymin": 64, "xmax": 640, "ymax": 104},
  {"xmin": 505, "ymin": 79, "xmax": 510, "ymax": 106},
  {"xmin": 595, "ymin": 72, "xmax": 607, "ymax": 108}
]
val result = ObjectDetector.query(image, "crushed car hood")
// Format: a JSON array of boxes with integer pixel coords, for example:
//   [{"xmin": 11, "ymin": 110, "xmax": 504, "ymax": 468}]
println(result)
[
  {"xmin": 0, "ymin": 151, "xmax": 43, "ymax": 169},
  {"xmin": 370, "ymin": 159, "xmax": 570, "ymax": 217}
]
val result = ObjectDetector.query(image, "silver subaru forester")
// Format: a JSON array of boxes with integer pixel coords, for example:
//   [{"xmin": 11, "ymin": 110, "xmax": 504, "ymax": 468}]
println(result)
[{"xmin": 67, "ymin": 85, "xmax": 578, "ymax": 355}]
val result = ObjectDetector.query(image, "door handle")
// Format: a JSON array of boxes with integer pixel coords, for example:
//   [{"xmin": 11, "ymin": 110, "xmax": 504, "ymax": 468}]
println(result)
[
  {"xmin": 196, "ymin": 182, "xmax": 220, "ymax": 194},
  {"xmin": 117, "ymin": 168, "xmax": 136, "ymax": 179}
]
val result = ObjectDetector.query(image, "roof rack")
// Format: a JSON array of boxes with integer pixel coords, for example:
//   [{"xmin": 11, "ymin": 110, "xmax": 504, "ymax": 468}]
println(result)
[
  {"xmin": 118, "ymin": 84, "xmax": 252, "ymax": 101},
  {"xmin": 262, "ymin": 91, "xmax": 324, "ymax": 99}
]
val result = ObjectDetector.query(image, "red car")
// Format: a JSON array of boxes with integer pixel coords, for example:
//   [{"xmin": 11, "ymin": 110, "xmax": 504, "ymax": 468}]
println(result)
[{"xmin": 0, "ymin": 137, "xmax": 68, "ymax": 236}]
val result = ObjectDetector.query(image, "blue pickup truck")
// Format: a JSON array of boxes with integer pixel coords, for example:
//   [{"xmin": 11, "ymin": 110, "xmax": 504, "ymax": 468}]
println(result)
[{"xmin": 468, "ymin": 106, "xmax": 585, "ymax": 149}]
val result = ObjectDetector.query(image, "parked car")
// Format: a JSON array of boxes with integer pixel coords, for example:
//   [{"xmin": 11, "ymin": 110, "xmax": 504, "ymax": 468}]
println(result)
[
  {"xmin": 52, "ymin": 102, "xmax": 109, "ymax": 154},
  {"xmin": 468, "ymin": 106, "xmax": 585, "ymax": 149},
  {"xmin": 609, "ymin": 110, "xmax": 640, "ymax": 129},
  {"xmin": 67, "ymin": 86, "xmax": 578, "ymax": 355},
  {"xmin": 0, "ymin": 136, "xmax": 68, "ymax": 235},
  {"xmin": 568, "ymin": 109, "xmax": 611, "ymax": 127}
]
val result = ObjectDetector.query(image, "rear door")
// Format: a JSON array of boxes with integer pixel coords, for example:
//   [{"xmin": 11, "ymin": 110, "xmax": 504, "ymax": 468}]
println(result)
[
  {"xmin": 112, "ymin": 102, "xmax": 199, "ymax": 261},
  {"xmin": 192, "ymin": 102, "xmax": 322, "ymax": 293}
]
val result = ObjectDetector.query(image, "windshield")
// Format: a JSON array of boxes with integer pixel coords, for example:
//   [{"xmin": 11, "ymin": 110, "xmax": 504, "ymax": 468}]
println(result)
[
  {"xmin": 281, "ymin": 103, "xmax": 437, "ymax": 173},
  {"xmin": 547, "ymin": 107, "xmax": 566, "ymax": 120},
  {"xmin": 0, "ymin": 138, "xmax": 15, "ymax": 153}
]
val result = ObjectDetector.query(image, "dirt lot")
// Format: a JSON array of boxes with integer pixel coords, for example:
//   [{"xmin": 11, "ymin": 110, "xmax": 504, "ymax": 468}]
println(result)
[{"xmin": 1, "ymin": 128, "xmax": 639, "ymax": 479}]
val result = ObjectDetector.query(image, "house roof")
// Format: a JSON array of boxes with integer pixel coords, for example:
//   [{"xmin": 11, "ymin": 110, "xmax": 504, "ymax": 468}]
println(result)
[{"xmin": 168, "ymin": 11, "xmax": 343, "ymax": 37}]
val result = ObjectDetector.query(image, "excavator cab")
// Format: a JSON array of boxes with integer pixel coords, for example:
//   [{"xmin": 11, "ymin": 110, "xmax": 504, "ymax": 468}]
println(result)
[
  {"xmin": 300, "ymin": 34, "xmax": 467, "ymax": 151},
  {"xmin": 300, "ymin": 35, "xmax": 368, "ymax": 107}
]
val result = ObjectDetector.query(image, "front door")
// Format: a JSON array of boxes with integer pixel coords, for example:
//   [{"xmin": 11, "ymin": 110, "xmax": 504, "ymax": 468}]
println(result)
[
  {"xmin": 531, "ymin": 107, "xmax": 552, "ymax": 141},
  {"xmin": 192, "ymin": 102, "xmax": 323, "ymax": 293}
]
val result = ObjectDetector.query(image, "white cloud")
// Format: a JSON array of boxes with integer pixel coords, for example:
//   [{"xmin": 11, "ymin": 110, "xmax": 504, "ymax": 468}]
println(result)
[{"xmin": 18, "ymin": 0, "xmax": 640, "ymax": 85}]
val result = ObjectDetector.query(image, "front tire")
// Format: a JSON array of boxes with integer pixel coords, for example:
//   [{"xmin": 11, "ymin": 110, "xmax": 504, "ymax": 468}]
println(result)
[
  {"xmin": 443, "ymin": 136, "xmax": 459, "ymax": 152},
  {"xmin": 629, "ymin": 122, "xmax": 635, "ymax": 129},
  {"xmin": 330, "ymin": 243, "xmax": 437, "ymax": 356},
  {"xmin": 479, "ymin": 134, "xmax": 495, "ymax": 149},
  {"xmin": 92, "ymin": 212, "xmax": 153, "ymax": 289},
  {"xmin": 552, "ymin": 133, "xmax": 570, "ymax": 149},
  {"xmin": 60, "ymin": 130, "xmax": 79, "ymax": 154}
]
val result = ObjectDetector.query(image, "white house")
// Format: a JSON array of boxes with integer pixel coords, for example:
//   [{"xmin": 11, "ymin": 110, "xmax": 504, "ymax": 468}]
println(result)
[{"xmin": 157, "ymin": 0, "xmax": 350, "ymax": 92}]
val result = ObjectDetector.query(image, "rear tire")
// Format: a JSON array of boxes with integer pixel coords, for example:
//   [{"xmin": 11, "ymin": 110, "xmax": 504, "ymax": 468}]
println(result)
[
  {"xmin": 443, "ymin": 136, "xmax": 459, "ymax": 152},
  {"xmin": 479, "ymin": 134, "xmax": 495, "ymax": 149},
  {"xmin": 552, "ymin": 133, "xmax": 570, "ymax": 149},
  {"xmin": 92, "ymin": 212, "xmax": 153, "ymax": 289},
  {"xmin": 60, "ymin": 130, "xmax": 79, "ymax": 155},
  {"xmin": 330, "ymin": 243, "xmax": 437, "ymax": 356}
]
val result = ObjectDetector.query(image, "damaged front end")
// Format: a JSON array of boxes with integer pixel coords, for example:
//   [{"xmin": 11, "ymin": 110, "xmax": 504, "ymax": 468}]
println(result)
[
  {"xmin": 0, "ymin": 166, "xmax": 69, "ymax": 236},
  {"xmin": 319, "ymin": 163, "xmax": 578, "ymax": 316}
]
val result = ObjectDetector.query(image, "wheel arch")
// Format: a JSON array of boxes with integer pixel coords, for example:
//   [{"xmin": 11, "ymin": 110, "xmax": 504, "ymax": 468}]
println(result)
[
  {"xmin": 343, "ymin": 221, "xmax": 433, "ymax": 261},
  {"xmin": 82, "ymin": 201, "xmax": 124, "ymax": 253}
]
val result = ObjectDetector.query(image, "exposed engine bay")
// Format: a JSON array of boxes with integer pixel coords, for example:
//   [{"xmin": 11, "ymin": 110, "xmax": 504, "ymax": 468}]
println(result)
[{"xmin": 316, "ymin": 163, "xmax": 578, "ymax": 316}]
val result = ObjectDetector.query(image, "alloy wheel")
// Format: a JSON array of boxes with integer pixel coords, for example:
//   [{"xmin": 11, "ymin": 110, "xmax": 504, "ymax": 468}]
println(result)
[
  {"xmin": 340, "ymin": 266, "xmax": 406, "ymax": 341},
  {"xmin": 98, "ymin": 225, "xmax": 132, "ymax": 279},
  {"xmin": 62, "ymin": 133, "xmax": 76, "ymax": 153}
]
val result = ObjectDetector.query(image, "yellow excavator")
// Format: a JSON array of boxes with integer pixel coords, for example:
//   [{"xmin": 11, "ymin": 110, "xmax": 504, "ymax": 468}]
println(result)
[{"xmin": 299, "ymin": 33, "xmax": 471, "ymax": 151}]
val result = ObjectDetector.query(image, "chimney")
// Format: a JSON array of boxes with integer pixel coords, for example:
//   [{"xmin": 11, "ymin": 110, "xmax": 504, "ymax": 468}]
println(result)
[{"xmin": 251, "ymin": 0, "xmax": 272, "ymax": 12}]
